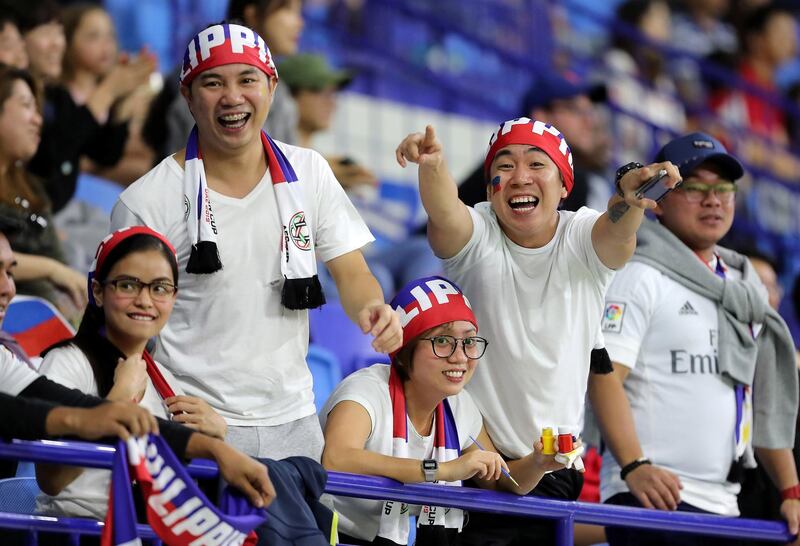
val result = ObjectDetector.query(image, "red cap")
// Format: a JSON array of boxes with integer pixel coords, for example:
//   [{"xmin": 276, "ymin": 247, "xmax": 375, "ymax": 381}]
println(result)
[
  {"xmin": 389, "ymin": 276, "xmax": 477, "ymax": 362},
  {"xmin": 89, "ymin": 226, "xmax": 177, "ymax": 306},
  {"xmin": 179, "ymin": 23, "xmax": 277, "ymax": 87},
  {"xmin": 483, "ymin": 117, "xmax": 574, "ymax": 195}
]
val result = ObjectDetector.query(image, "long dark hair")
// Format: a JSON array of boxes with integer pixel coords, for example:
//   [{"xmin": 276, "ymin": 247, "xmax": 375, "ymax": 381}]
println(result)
[
  {"xmin": 44, "ymin": 233, "xmax": 179, "ymax": 397},
  {"xmin": 0, "ymin": 64, "xmax": 46, "ymax": 213}
]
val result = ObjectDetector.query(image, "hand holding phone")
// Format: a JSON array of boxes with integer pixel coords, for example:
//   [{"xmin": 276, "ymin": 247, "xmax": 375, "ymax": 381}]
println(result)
[{"xmin": 635, "ymin": 169, "xmax": 678, "ymax": 203}]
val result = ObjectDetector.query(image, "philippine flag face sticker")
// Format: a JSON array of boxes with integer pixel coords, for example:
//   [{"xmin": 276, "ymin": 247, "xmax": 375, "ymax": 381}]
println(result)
[{"xmin": 601, "ymin": 302, "xmax": 626, "ymax": 333}]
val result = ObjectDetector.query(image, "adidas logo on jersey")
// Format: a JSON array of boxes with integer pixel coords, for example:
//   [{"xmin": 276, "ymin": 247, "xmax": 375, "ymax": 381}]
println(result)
[{"xmin": 679, "ymin": 301, "xmax": 698, "ymax": 315}]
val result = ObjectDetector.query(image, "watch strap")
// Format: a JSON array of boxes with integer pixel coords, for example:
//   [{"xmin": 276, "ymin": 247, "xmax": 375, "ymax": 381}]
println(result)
[
  {"xmin": 422, "ymin": 459, "xmax": 438, "ymax": 482},
  {"xmin": 620, "ymin": 457, "xmax": 651, "ymax": 481},
  {"xmin": 615, "ymin": 162, "xmax": 643, "ymax": 197}
]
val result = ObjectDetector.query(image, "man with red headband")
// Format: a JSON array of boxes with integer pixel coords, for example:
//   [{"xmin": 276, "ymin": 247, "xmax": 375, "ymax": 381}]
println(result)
[
  {"xmin": 396, "ymin": 120, "xmax": 680, "ymax": 543},
  {"xmin": 111, "ymin": 23, "xmax": 401, "ymax": 461}
]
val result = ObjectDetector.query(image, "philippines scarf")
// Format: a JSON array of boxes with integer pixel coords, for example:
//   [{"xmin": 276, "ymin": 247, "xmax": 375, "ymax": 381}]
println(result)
[
  {"xmin": 375, "ymin": 366, "xmax": 464, "ymax": 546},
  {"xmin": 101, "ymin": 434, "xmax": 266, "ymax": 546},
  {"xmin": 183, "ymin": 127, "xmax": 325, "ymax": 309}
]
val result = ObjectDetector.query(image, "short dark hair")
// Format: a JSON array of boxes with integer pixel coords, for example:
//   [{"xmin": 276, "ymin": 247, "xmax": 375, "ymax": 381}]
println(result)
[
  {"xmin": 2, "ymin": 0, "xmax": 61, "ymax": 34},
  {"xmin": 226, "ymin": 0, "xmax": 294, "ymax": 22},
  {"xmin": 740, "ymin": 4, "xmax": 794, "ymax": 50}
]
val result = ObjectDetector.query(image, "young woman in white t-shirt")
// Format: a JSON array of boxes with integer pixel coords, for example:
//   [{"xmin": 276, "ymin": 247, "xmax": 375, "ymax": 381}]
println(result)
[
  {"xmin": 321, "ymin": 276, "xmax": 568, "ymax": 546},
  {"xmin": 35, "ymin": 226, "xmax": 226, "ymax": 520}
]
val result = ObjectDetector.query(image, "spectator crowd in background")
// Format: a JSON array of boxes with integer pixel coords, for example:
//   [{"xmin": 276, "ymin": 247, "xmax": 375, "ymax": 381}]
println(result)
[{"xmin": 3, "ymin": 1, "xmax": 800, "ymax": 545}]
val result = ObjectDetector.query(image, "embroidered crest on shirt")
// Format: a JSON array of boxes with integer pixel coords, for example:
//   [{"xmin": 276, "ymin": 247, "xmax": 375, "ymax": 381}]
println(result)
[
  {"xmin": 601, "ymin": 302, "xmax": 626, "ymax": 333},
  {"xmin": 679, "ymin": 301, "xmax": 698, "ymax": 315}
]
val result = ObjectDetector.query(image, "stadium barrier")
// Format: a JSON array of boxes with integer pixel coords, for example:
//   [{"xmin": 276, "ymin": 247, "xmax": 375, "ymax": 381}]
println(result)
[{"xmin": 0, "ymin": 439, "xmax": 792, "ymax": 545}]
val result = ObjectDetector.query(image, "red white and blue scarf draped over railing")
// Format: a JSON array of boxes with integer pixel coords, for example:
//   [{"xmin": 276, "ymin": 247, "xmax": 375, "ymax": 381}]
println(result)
[{"xmin": 0, "ymin": 439, "xmax": 793, "ymax": 546}]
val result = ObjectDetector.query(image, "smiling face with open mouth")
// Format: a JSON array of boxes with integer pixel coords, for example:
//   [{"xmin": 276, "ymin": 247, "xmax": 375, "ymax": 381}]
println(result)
[
  {"xmin": 183, "ymin": 63, "xmax": 275, "ymax": 157},
  {"xmin": 487, "ymin": 144, "xmax": 568, "ymax": 248}
]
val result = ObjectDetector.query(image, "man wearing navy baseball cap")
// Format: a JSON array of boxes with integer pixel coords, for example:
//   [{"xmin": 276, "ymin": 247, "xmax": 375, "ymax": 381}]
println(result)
[{"xmin": 590, "ymin": 132, "xmax": 800, "ymax": 545}]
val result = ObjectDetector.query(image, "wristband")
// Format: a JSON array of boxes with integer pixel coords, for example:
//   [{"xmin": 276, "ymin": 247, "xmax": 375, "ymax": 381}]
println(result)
[
  {"xmin": 614, "ymin": 162, "xmax": 643, "ymax": 197},
  {"xmin": 781, "ymin": 484, "xmax": 800, "ymax": 501},
  {"xmin": 620, "ymin": 457, "xmax": 651, "ymax": 480}
]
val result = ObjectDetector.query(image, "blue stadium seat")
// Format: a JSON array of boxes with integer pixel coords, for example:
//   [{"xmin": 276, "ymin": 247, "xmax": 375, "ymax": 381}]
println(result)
[
  {"xmin": 0, "ymin": 478, "xmax": 40, "ymax": 514},
  {"xmin": 309, "ymin": 302, "xmax": 388, "ymax": 378},
  {"xmin": 307, "ymin": 344, "xmax": 342, "ymax": 413},
  {"xmin": 73, "ymin": 174, "xmax": 122, "ymax": 215}
]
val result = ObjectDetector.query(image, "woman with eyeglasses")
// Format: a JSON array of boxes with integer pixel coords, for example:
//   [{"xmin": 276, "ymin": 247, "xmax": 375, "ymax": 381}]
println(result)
[
  {"xmin": 320, "ymin": 276, "xmax": 567, "ymax": 546},
  {"xmin": 0, "ymin": 63, "xmax": 87, "ymax": 320},
  {"xmin": 34, "ymin": 226, "xmax": 226, "ymax": 521}
]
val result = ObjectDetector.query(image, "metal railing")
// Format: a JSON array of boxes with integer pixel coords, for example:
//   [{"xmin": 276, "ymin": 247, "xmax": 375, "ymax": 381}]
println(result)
[{"xmin": 0, "ymin": 439, "xmax": 792, "ymax": 545}]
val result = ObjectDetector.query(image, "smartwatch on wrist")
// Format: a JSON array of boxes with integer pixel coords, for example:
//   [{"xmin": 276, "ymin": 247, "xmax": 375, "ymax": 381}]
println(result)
[
  {"xmin": 615, "ymin": 162, "xmax": 643, "ymax": 197},
  {"xmin": 422, "ymin": 459, "xmax": 438, "ymax": 482},
  {"xmin": 781, "ymin": 484, "xmax": 800, "ymax": 501}
]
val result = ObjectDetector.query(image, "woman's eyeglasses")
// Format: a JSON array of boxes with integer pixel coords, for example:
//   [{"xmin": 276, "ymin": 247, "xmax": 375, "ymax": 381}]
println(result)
[
  {"xmin": 418, "ymin": 335, "xmax": 488, "ymax": 360},
  {"xmin": 104, "ymin": 277, "xmax": 177, "ymax": 301}
]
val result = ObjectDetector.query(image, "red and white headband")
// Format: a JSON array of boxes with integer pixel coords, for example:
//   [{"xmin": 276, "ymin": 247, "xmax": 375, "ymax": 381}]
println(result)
[{"xmin": 179, "ymin": 23, "xmax": 277, "ymax": 87}]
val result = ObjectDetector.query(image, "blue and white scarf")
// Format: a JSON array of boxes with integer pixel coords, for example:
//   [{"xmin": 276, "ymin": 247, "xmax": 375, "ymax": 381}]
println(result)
[{"xmin": 183, "ymin": 127, "xmax": 325, "ymax": 309}]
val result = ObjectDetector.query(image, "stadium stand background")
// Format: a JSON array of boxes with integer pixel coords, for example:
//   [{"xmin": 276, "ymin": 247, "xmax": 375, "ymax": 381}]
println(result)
[{"xmin": 104, "ymin": 0, "xmax": 800, "ymax": 342}]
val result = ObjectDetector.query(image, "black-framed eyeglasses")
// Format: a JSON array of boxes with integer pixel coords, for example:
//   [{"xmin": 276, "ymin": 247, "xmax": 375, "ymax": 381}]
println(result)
[
  {"xmin": 103, "ymin": 277, "xmax": 177, "ymax": 301},
  {"xmin": 418, "ymin": 335, "xmax": 488, "ymax": 360}
]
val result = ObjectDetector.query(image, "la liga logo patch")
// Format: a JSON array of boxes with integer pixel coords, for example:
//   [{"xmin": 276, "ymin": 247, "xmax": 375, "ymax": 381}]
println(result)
[{"xmin": 601, "ymin": 302, "xmax": 626, "ymax": 333}]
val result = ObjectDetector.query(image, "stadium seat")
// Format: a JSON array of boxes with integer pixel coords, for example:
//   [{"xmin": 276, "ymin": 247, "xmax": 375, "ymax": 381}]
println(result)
[
  {"xmin": 2, "ymin": 296, "xmax": 75, "ymax": 358},
  {"xmin": 0, "ymin": 477, "xmax": 40, "ymax": 514},
  {"xmin": 73, "ymin": 174, "xmax": 123, "ymax": 215},
  {"xmin": 309, "ymin": 302, "xmax": 388, "ymax": 378},
  {"xmin": 307, "ymin": 344, "xmax": 342, "ymax": 413}
]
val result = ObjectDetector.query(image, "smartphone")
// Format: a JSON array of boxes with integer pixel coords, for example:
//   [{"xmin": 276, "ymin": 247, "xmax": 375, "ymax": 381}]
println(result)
[{"xmin": 635, "ymin": 169, "xmax": 675, "ymax": 203}]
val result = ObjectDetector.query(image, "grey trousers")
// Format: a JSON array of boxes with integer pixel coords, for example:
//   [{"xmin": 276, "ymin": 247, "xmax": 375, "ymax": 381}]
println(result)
[{"xmin": 225, "ymin": 414, "xmax": 324, "ymax": 462}]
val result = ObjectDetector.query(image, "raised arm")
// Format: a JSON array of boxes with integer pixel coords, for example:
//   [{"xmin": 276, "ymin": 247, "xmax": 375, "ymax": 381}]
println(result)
[
  {"xmin": 591, "ymin": 162, "xmax": 681, "ymax": 270},
  {"xmin": 587, "ymin": 364, "xmax": 682, "ymax": 510},
  {"xmin": 396, "ymin": 125, "xmax": 473, "ymax": 259}
]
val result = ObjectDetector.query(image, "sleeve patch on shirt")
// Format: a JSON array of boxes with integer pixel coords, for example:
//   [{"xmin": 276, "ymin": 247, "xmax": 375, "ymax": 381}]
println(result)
[{"xmin": 601, "ymin": 302, "xmax": 626, "ymax": 333}]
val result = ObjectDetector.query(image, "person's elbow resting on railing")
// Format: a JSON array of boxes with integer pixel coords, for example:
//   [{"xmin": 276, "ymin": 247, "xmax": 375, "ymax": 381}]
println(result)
[{"xmin": 321, "ymin": 400, "xmax": 507, "ymax": 485}]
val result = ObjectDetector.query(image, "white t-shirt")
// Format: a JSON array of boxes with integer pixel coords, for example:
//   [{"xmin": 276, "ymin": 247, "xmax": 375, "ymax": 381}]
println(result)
[
  {"xmin": 35, "ymin": 344, "xmax": 183, "ymax": 519},
  {"xmin": 0, "ymin": 345, "xmax": 39, "ymax": 395},
  {"xmin": 319, "ymin": 364, "xmax": 483, "ymax": 542},
  {"xmin": 600, "ymin": 259, "xmax": 745, "ymax": 515},
  {"xmin": 444, "ymin": 203, "xmax": 614, "ymax": 459},
  {"xmin": 110, "ymin": 143, "xmax": 373, "ymax": 425}
]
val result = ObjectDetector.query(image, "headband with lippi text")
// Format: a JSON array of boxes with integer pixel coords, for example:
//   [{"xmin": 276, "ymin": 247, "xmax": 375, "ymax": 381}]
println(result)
[
  {"xmin": 179, "ymin": 23, "xmax": 277, "ymax": 87},
  {"xmin": 389, "ymin": 276, "xmax": 477, "ymax": 362},
  {"xmin": 483, "ymin": 117, "xmax": 574, "ymax": 195},
  {"xmin": 88, "ymin": 226, "xmax": 177, "ymax": 306}
]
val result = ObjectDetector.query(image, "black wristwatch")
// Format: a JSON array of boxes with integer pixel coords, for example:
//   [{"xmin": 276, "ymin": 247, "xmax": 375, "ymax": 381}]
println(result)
[
  {"xmin": 614, "ymin": 162, "xmax": 643, "ymax": 197},
  {"xmin": 422, "ymin": 459, "xmax": 438, "ymax": 482}
]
